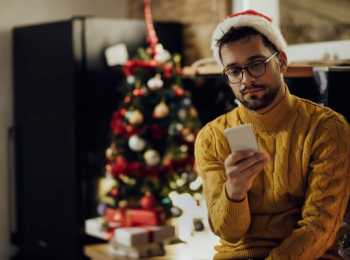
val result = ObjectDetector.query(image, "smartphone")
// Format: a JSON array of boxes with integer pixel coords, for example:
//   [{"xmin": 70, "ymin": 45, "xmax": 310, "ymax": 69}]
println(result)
[{"xmin": 224, "ymin": 124, "xmax": 258, "ymax": 153}]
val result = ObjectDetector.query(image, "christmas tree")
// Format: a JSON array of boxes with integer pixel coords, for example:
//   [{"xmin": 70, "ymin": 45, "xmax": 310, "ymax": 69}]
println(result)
[{"xmin": 97, "ymin": 0, "xmax": 202, "ymax": 236}]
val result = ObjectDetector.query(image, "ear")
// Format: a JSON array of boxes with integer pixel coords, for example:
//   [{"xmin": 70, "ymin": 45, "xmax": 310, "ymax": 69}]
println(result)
[{"xmin": 278, "ymin": 51, "xmax": 288, "ymax": 74}]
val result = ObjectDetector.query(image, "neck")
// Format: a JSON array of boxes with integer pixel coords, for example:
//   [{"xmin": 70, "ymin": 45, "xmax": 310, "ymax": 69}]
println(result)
[{"xmin": 237, "ymin": 84, "xmax": 296, "ymax": 132}]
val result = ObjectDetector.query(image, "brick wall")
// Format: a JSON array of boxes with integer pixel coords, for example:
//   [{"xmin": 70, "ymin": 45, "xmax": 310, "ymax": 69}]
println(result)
[{"xmin": 128, "ymin": 0, "xmax": 230, "ymax": 65}]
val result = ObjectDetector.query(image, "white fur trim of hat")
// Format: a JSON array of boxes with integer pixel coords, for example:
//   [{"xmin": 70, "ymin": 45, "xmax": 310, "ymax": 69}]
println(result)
[{"xmin": 211, "ymin": 9, "xmax": 287, "ymax": 68}]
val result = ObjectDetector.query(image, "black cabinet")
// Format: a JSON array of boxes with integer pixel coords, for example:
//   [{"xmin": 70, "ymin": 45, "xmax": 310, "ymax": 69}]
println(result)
[
  {"xmin": 188, "ymin": 66, "xmax": 350, "ymax": 125},
  {"xmin": 13, "ymin": 17, "xmax": 182, "ymax": 260},
  {"xmin": 286, "ymin": 66, "xmax": 350, "ymax": 122}
]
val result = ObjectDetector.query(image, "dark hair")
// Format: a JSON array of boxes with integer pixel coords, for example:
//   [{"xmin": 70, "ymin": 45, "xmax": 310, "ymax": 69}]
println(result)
[{"xmin": 217, "ymin": 26, "xmax": 277, "ymax": 62}]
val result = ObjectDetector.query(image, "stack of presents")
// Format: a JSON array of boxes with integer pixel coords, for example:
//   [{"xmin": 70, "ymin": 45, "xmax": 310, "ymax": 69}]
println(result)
[{"xmin": 86, "ymin": 206, "xmax": 175, "ymax": 258}]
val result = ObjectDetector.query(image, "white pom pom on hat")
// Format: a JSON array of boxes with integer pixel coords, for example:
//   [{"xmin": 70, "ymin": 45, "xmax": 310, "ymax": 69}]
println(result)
[{"xmin": 211, "ymin": 9, "xmax": 287, "ymax": 68}]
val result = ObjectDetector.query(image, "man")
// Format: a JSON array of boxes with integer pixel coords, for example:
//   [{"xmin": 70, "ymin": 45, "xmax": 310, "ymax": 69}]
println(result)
[{"xmin": 194, "ymin": 9, "xmax": 350, "ymax": 259}]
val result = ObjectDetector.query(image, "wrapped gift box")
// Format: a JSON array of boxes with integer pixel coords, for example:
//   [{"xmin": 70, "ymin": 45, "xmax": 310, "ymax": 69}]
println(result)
[
  {"xmin": 112, "ymin": 225, "xmax": 175, "ymax": 247},
  {"xmin": 108, "ymin": 242, "xmax": 165, "ymax": 258},
  {"xmin": 126, "ymin": 209, "xmax": 162, "ymax": 226},
  {"xmin": 85, "ymin": 217, "xmax": 111, "ymax": 240},
  {"xmin": 105, "ymin": 208, "xmax": 163, "ymax": 227}
]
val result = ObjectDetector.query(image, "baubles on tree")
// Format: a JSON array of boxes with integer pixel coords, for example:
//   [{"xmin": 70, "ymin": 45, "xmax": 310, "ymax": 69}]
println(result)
[
  {"xmin": 154, "ymin": 44, "xmax": 171, "ymax": 63},
  {"xmin": 147, "ymin": 74, "xmax": 163, "ymax": 91},
  {"xmin": 144, "ymin": 149, "xmax": 161, "ymax": 166},
  {"xmin": 127, "ymin": 110, "xmax": 144, "ymax": 125},
  {"xmin": 105, "ymin": 147, "xmax": 115, "ymax": 160},
  {"xmin": 128, "ymin": 135, "xmax": 146, "ymax": 152},
  {"xmin": 153, "ymin": 101, "xmax": 169, "ymax": 119}
]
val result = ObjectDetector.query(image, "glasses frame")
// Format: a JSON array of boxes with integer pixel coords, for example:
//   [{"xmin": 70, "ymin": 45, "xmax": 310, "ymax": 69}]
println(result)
[{"xmin": 223, "ymin": 51, "xmax": 279, "ymax": 84}]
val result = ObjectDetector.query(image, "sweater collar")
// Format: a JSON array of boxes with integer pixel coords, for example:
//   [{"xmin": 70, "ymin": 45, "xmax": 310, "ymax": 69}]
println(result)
[{"xmin": 237, "ymin": 84, "xmax": 296, "ymax": 132}]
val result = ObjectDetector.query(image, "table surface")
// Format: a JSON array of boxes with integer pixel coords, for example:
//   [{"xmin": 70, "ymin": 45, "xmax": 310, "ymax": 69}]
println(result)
[{"xmin": 84, "ymin": 230, "xmax": 219, "ymax": 260}]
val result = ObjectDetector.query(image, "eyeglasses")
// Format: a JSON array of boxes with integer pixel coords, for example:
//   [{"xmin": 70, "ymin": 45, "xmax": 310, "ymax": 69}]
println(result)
[{"xmin": 223, "ymin": 52, "xmax": 279, "ymax": 84}]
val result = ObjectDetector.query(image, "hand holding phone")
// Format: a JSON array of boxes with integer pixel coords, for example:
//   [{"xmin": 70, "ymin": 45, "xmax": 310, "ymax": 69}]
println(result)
[{"xmin": 223, "ymin": 124, "xmax": 264, "ymax": 201}]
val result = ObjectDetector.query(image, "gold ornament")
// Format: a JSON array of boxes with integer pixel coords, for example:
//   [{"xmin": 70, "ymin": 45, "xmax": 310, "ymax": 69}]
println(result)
[
  {"xmin": 153, "ymin": 101, "xmax": 169, "ymax": 118},
  {"xmin": 181, "ymin": 128, "xmax": 195, "ymax": 143},
  {"xmin": 105, "ymin": 147, "xmax": 115, "ymax": 160},
  {"xmin": 128, "ymin": 110, "xmax": 144, "ymax": 125},
  {"xmin": 177, "ymin": 109, "xmax": 187, "ymax": 120},
  {"xmin": 144, "ymin": 149, "xmax": 161, "ymax": 166},
  {"xmin": 180, "ymin": 144, "xmax": 188, "ymax": 153},
  {"xmin": 190, "ymin": 107, "xmax": 198, "ymax": 117},
  {"xmin": 185, "ymin": 133, "xmax": 195, "ymax": 143},
  {"xmin": 181, "ymin": 127, "xmax": 191, "ymax": 137},
  {"xmin": 98, "ymin": 177, "xmax": 117, "ymax": 201}
]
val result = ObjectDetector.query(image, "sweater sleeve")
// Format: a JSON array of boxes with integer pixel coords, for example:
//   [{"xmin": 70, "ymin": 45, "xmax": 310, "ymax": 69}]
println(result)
[
  {"xmin": 267, "ymin": 115, "xmax": 350, "ymax": 260},
  {"xmin": 194, "ymin": 124, "xmax": 251, "ymax": 243}
]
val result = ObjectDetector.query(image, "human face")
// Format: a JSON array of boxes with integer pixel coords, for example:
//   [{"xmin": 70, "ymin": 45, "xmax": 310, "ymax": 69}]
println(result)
[{"xmin": 220, "ymin": 35, "xmax": 286, "ymax": 111}]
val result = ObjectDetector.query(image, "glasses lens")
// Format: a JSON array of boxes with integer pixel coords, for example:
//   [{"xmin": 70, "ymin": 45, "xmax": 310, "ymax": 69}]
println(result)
[
  {"xmin": 225, "ymin": 67, "xmax": 242, "ymax": 83},
  {"xmin": 247, "ymin": 61, "xmax": 265, "ymax": 77}
]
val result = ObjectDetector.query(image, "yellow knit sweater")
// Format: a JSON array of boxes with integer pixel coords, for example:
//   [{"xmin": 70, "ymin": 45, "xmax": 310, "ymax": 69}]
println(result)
[{"xmin": 194, "ymin": 87, "xmax": 350, "ymax": 259}]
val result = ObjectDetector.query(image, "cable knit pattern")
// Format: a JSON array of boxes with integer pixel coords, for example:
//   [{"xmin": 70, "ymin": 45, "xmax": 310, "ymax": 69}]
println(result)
[{"xmin": 194, "ymin": 87, "xmax": 350, "ymax": 259}]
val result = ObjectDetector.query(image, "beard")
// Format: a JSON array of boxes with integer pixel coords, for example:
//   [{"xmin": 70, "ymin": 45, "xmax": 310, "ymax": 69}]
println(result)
[{"xmin": 237, "ymin": 84, "xmax": 280, "ymax": 111}]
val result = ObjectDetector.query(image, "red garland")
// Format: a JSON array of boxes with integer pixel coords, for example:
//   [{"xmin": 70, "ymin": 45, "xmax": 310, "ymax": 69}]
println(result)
[
  {"xmin": 122, "ymin": 59, "xmax": 158, "ymax": 76},
  {"xmin": 110, "ymin": 108, "xmax": 140, "ymax": 137},
  {"xmin": 110, "ymin": 110, "xmax": 127, "ymax": 135},
  {"xmin": 144, "ymin": 0, "xmax": 159, "ymax": 58}
]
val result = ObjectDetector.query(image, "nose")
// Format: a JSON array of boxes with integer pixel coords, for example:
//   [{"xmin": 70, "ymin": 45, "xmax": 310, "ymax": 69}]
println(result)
[{"xmin": 241, "ymin": 69, "xmax": 255, "ymax": 85}]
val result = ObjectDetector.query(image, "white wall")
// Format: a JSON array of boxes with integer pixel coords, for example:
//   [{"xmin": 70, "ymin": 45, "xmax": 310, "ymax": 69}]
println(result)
[{"xmin": 0, "ymin": 1, "xmax": 128, "ymax": 259}]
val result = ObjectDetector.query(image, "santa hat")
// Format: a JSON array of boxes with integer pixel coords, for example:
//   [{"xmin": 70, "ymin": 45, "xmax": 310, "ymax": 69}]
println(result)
[{"xmin": 211, "ymin": 9, "xmax": 287, "ymax": 68}]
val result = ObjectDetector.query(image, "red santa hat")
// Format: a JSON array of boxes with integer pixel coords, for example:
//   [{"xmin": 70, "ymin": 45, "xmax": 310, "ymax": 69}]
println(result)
[{"xmin": 211, "ymin": 9, "xmax": 287, "ymax": 68}]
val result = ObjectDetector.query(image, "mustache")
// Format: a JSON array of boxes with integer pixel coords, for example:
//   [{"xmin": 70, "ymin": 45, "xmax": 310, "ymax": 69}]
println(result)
[{"xmin": 240, "ymin": 84, "xmax": 265, "ymax": 94}]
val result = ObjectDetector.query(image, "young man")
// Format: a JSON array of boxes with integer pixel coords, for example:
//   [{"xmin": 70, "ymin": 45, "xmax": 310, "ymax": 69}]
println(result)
[{"xmin": 195, "ymin": 10, "xmax": 350, "ymax": 259}]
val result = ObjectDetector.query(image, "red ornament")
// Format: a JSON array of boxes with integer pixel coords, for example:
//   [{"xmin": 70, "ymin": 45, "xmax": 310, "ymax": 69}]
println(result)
[
  {"xmin": 140, "ymin": 193, "xmax": 157, "ymax": 209},
  {"xmin": 174, "ymin": 86, "xmax": 185, "ymax": 96},
  {"xmin": 162, "ymin": 63, "xmax": 173, "ymax": 78},
  {"xmin": 111, "ymin": 119, "xmax": 127, "ymax": 136},
  {"xmin": 127, "ymin": 161, "xmax": 143, "ymax": 175},
  {"xmin": 110, "ymin": 109, "xmax": 129, "ymax": 136},
  {"xmin": 124, "ymin": 95, "xmax": 131, "ymax": 103},
  {"xmin": 112, "ymin": 156, "xmax": 127, "ymax": 176},
  {"xmin": 132, "ymin": 88, "xmax": 146, "ymax": 96},
  {"xmin": 125, "ymin": 125, "xmax": 137, "ymax": 136},
  {"xmin": 110, "ymin": 187, "xmax": 119, "ymax": 197},
  {"xmin": 120, "ymin": 108, "xmax": 127, "ymax": 116},
  {"xmin": 162, "ymin": 158, "xmax": 173, "ymax": 167}
]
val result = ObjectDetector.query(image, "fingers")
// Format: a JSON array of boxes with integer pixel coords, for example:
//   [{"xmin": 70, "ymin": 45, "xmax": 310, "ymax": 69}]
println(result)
[
  {"xmin": 224, "ymin": 149, "xmax": 256, "ymax": 168},
  {"xmin": 226, "ymin": 155, "xmax": 267, "ymax": 179},
  {"xmin": 225, "ymin": 158, "xmax": 267, "ymax": 200},
  {"xmin": 225, "ymin": 151, "xmax": 269, "ymax": 176},
  {"xmin": 231, "ymin": 153, "xmax": 268, "ymax": 175},
  {"xmin": 240, "ymin": 158, "xmax": 267, "ymax": 180}
]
